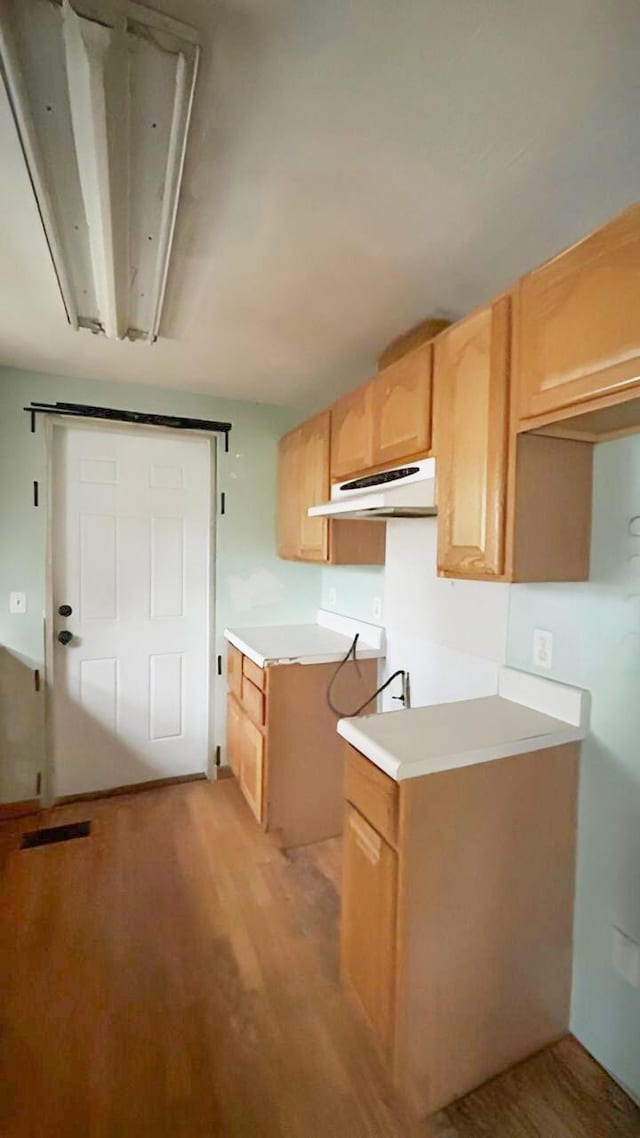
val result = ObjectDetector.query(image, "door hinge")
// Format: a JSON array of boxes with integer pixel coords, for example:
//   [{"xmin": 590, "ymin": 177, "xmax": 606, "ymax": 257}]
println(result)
[
  {"xmin": 33, "ymin": 480, "xmax": 39, "ymax": 507},
  {"xmin": 217, "ymin": 654, "xmax": 222, "ymax": 676},
  {"xmin": 215, "ymin": 745, "xmax": 221, "ymax": 767},
  {"xmin": 36, "ymin": 771, "xmax": 42, "ymax": 795},
  {"xmin": 34, "ymin": 669, "xmax": 40, "ymax": 692},
  {"xmin": 220, "ymin": 491, "xmax": 226, "ymax": 516}
]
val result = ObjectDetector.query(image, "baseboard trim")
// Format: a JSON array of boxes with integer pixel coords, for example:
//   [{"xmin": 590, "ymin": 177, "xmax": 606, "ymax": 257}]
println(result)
[
  {"xmin": 0, "ymin": 798, "xmax": 41, "ymax": 822},
  {"xmin": 55, "ymin": 772, "xmax": 208, "ymax": 805}
]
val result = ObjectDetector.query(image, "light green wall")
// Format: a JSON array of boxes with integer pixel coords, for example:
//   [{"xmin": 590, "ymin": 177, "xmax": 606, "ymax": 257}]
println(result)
[
  {"xmin": 507, "ymin": 435, "xmax": 640, "ymax": 1102},
  {"xmin": 320, "ymin": 565, "xmax": 385, "ymax": 623},
  {"xmin": 0, "ymin": 366, "xmax": 321, "ymax": 801}
]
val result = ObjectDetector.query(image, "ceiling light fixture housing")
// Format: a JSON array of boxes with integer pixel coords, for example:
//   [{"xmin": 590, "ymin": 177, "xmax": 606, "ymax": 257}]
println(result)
[{"xmin": 0, "ymin": 0, "xmax": 200, "ymax": 343}]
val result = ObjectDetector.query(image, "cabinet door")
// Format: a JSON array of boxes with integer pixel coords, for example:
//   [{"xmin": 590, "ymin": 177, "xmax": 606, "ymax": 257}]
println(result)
[
  {"xmin": 298, "ymin": 411, "xmax": 330, "ymax": 561},
  {"xmin": 517, "ymin": 204, "xmax": 640, "ymax": 421},
  {"xmin": 277, "ymin": 427, "xmax": 301, "ymax": 559},
  {"xmin": 434, "ymin": 297, "xmax": 510, "ymax": 577},
  {"xmin": 371, "ymin": 342, "xmax": 433, "ymax": 467},
  {"xmin": 226, "ymin": 693, "xmax": 243, "ymax": 778},
  {"xmin": 239, "ymin": 714, "xmax": 265, "ymax": 823},
  {"xmin": 330, "ymin": 382, "xmax": 374, "ymax": 481},
  {"xmin": 341, "ymin": 805, "xmax": 398, "ymax": 1050}
]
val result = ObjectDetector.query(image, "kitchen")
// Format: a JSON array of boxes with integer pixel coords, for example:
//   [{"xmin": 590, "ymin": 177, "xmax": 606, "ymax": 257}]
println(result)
[
  {"xmin": 222, "ymin": 202, "xmax": 640, "ymax": 1122},
  {"xmin": 1, "ymin": 2, "xmax": 640, "ymax": 1135}
]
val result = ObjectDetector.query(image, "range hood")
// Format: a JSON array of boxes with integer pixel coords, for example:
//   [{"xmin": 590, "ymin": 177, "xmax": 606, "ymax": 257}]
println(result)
[{"xmin": 308, "ymin": 458, "xmax": 437, "ymax": 520}]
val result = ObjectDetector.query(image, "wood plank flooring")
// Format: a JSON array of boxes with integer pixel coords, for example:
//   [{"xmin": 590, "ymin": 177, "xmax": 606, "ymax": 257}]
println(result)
[
  {"xmin": 1, "ymin": 779, "xmax": 638, "ymax": 1138},
  {"xmin": 0, "ymin": 781, "xmax": 425, "ymax": 1138}
]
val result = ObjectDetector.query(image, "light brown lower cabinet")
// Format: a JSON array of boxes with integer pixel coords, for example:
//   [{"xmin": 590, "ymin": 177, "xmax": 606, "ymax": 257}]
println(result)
[
  {"xmin": 341, "ymin": 805, "xmax": 398, "ymax": 1049},
  {"xmin": 238, "ymin": 713, "xmax": 264, "ymax": 822},
  {"xmin": 340, "ymin": 742, "xmax": 580, "ymax": 1116},
  {"xmin": 226, "ymin": 644, "xmax": 378, "ymax": 846}
]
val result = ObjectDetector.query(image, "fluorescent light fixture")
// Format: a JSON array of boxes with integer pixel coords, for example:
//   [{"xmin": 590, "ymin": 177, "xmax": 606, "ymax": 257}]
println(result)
[{"xmin": 0, "ymin": 0, "xmax": 200, "ymax": 342}]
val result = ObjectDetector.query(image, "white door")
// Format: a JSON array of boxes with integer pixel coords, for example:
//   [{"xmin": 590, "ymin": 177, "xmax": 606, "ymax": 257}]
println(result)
[{"xmin": 50, "ymin": 423, "xmax": 212, "ymax": 798}]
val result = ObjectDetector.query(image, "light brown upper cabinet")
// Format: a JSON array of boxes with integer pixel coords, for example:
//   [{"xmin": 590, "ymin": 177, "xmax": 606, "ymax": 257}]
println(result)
[
  {"xmin": 277, "ymin": 411, "xmax": 329, "ymax": 562},
  {"xmin": 297, "ymin": 411, "xmax": 331, "ymax": 562},
  {"xmin": 434, "ymin": 298, "xmax": 510, "ymax": 577},
  {"xmin": 276, "ymin": 426, "xmax": 302, "ymax": 560},
  {"xmin": 277, "ymin": 411, "xmax": 384, "ymax": 565},
  {"xmin": 516, "ymin": 203, "xmax": 640, "ymax": 426},
  {"xmin": 370, "ymin": 341, "xmax": 433, "ymax": 468},
  {"xmin": 330, "ymin": 382, "xmax": 375, "ymax": 481},
  {"xmin": 331, "ymin": 341, "xmax": 434, "ymax": 482}
]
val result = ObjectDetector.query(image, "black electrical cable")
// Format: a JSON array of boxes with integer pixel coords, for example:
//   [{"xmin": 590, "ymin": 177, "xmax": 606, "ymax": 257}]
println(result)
[{"xmin": 326, "ymin": 632, "xmax": 406, "ymax": 718}]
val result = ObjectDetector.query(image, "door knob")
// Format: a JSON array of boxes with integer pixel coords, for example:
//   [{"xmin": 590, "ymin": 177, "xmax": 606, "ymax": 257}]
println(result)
[
  {"xmin": 57, "ymin": 630, "xmax": 73, "ymax": 646},
  {"xmin": 58, "ymin": 604, "xmax": 72, "ymax": 617}
]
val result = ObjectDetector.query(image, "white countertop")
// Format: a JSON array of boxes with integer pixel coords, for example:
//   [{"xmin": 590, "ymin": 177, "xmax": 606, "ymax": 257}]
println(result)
[
  {"xmin": 224, "ymin": 609, "xmax": 385, "ymax": 668},
  {"xmin": 337, "ymin": 667, "xmax": 589, "ymax": 781}
]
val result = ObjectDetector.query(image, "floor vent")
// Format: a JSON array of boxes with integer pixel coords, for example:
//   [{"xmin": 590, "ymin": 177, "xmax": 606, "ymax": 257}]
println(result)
[{"xmin": 21, "ymin": 820, "xmax": 91, "ymax": 849}]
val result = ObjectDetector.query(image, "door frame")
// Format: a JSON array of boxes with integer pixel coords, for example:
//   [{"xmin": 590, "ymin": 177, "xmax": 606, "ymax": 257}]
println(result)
[{"xmin": 42, "ymin": 416, "xmax": 218, "ymax": 804}]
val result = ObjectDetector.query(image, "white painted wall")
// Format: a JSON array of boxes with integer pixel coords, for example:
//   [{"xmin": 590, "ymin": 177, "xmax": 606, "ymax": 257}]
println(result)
[{"xmin": 379, "ymin": 519, "xmax": 510, "ymax": 710}]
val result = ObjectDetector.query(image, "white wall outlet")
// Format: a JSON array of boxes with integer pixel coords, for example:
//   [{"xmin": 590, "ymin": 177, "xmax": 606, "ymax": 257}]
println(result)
[
  {"xmin": 9, "ymin": 591, "xmax": 27, "ymax": 614},
  {"xmin": 327, "ymin": 587, "xmax": 337, "ymax": 608},
  {"xmin": 612, "ymin": 926, "xmax": 640, "ymax": 988},
  {"xmin": 532, "ymin": 628, "xmax": 553, "ymax": 669},
  {"xmin": 372, "ymin": 596, "xmax": 383, "ymax": 621}
]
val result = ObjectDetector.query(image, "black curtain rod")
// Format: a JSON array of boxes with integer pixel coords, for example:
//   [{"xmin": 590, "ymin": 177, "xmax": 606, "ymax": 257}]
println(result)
[{"xmin": 24, "ymin": 401, "xmax": 232, "ymax": 448}]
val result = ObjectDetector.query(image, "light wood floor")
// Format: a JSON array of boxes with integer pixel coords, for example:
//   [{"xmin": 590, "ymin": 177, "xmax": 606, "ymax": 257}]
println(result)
[{"xmin": 0, "ymin": 779, "xmax": 638, "ymax": 1138}]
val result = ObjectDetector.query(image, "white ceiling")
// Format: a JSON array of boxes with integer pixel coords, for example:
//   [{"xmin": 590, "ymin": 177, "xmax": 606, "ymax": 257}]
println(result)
[{"xmin": 1, "ymin": 0, "xmax": 640, "ymax": 407}]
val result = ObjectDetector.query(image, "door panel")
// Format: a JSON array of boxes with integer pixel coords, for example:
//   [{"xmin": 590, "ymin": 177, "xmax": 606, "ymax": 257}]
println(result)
[
  {"xmin": 51, "ymin": 425, "xmax": 211, "ymax": 797},
  {"xmin": 517, "ymin": 204, "xmax": 640, "ymax": 420},
  {"xmin": 149, "ymin": 653, "xmax": 183, "ymax": 740},
  {"xmin": 434, "ymin": 298, "xmax": 510, "ymax": 577},
  {"xmin": 79, "ymin": 514, "xmax": 117, "ymax": 619},
  {"xmin": 341, "ymin": 804, "xmax": 398, "ymax": 1050},
  {"xmin": 371, "ymin": 342, "xmax": 433, "ymax": 466},
  {"xmin": 150, "ymin": 516, "xmax": 184, "ymax": 617}
]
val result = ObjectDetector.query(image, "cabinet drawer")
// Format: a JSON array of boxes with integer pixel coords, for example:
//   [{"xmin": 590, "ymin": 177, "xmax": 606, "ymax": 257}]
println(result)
[
  {"xmin": 242, "ymin": 675, "xmax": 266, "ymax": 727},
  {"xmin": 344, "ymin": 745, "xmax": 399, "ymax": 848},
  {"xmin": 242, "ymin": 655, "xmax": 266, "ymax": 692},
  {"xmin": 227, "ymin": 644, "xmax": 243, "ymax": 699}
]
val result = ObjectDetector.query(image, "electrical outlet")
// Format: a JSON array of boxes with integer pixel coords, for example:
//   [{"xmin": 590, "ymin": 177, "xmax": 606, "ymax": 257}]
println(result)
[
  {"xmin": 327, "ymin": 587, "xmax": 337, "ymax": 608},
  {"xmin": 612, "ymin": 927, "xmax": 640, "ymax": 988},
  {"xmin": 532, "ymin": 628, "xmax": 553, "ymax": 669},
  {"xmin": 9, "ymin": 591, "xmax": 27, "ymax": 614},
  {"xmin": 372, "ymin": 596, "xmax": 383, "ymax": 621}
]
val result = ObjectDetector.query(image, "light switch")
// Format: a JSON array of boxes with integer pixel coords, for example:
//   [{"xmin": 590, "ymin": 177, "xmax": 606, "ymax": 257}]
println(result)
[
  {"xmin": 327, "ymin": 587, "xmax": 337, "ymax": 608},
  {"xmin": 612, "ymin": 926, "xmax": 640, "ymax": 988},
  {"xmin": 372, "ymin": 596, "xmax": 383, "ymax": 621},
  {"xmin": 9, "ymin": 591, "xmax": 27, "ymax": 614},
  {"xmin": 532, "ymin": 628, "xmax": 553, "ymax": 669}
]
